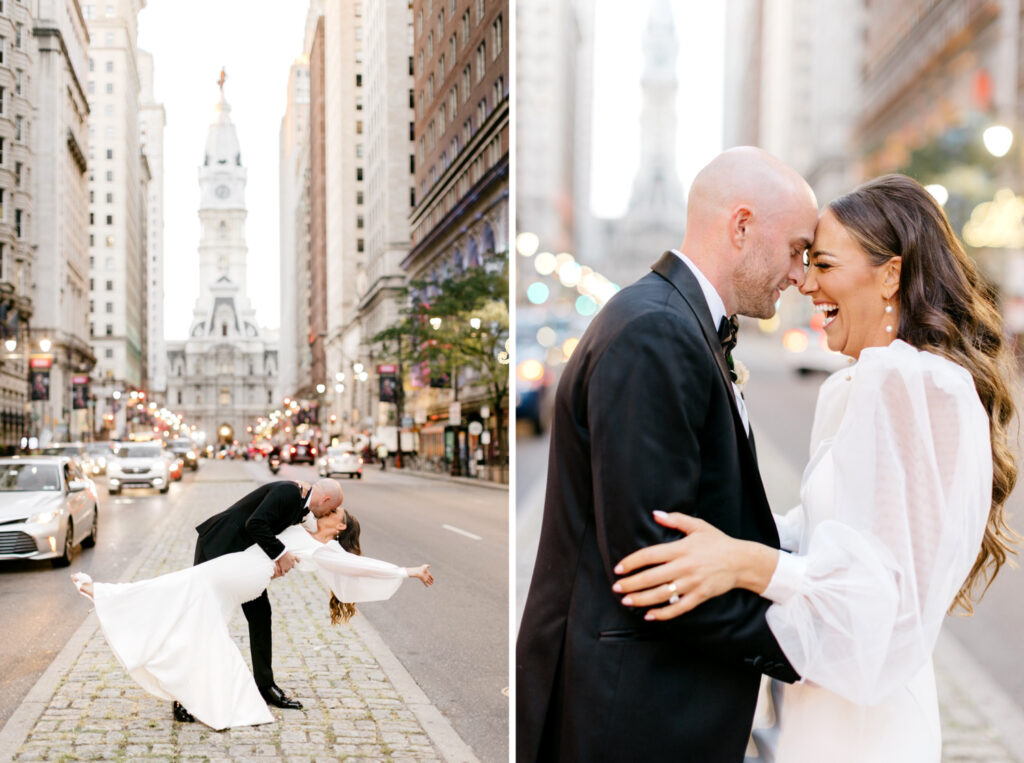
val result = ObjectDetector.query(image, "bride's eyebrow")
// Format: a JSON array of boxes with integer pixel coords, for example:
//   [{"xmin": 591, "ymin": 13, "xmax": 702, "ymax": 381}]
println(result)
[{"xmin": 809, "ymin": 248, "xmax": 835, "ymax": 261}]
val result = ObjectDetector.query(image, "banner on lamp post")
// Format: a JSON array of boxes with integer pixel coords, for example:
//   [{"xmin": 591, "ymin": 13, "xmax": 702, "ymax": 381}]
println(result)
[
  {"xmin": 30, "ymin": 355, "xmax": 51, "ymax": 401},
  {"xmin": 377, "ymin": 364, "xmax": 398, "ymax": 404},
  {"xmin": 72, "ymin": 375, "xmax": 89, "ymax": 410}
]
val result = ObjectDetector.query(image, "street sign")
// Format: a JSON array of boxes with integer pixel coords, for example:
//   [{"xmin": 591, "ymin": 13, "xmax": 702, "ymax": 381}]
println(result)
[
  {"xmin": 377, "ymin": 363, "xmax": 397, "ymax": 374},
  {"xmin": 449, "ymin": 402, "xmax": 461, "ymax": 425},
  {"xmin": 468, "ymin": 421, "xmax": 483, "ymax": 436},
  {"xmin": 414, "ymin": 408, "xmax": 427, "ymax": 424},
  {"xmin": 480, "ymin": 405, "xmax": 490, "ymax": 419},
  {"xmin": 480, "ymin": 431, "xmax": 491, "ymax": 445},
  {"xmin": 401, "ymin": 416, "xmax": 414, "ymax": 428}
]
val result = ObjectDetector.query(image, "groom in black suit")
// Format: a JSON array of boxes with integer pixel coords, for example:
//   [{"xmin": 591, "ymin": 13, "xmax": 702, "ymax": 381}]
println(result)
[
  {"xmin": 172, "ymin": 478, "xmax": 343, "ymax": 723},
  {"xmin": 516, "ymin": 148, "xmax": 819, "ymax": 761}
]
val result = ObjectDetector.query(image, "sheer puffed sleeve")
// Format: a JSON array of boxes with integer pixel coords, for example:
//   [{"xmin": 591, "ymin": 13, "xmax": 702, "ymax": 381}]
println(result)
[
  {"xmin": 763, "ymin": 341, "xmax": 991, "ymax": 704},
  {"xmin": 309, "ymin": 541, "xmax": 408, "ymax": 603}
]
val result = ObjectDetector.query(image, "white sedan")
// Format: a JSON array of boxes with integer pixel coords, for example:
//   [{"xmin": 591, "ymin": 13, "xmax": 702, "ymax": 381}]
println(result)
[
  {"xmin": 0, "ymin": 457, "xmax": 99, "ymax": 567},
  {"xmin": 318, "ymin": 448, "xmax": 363, "ymax": 479}
]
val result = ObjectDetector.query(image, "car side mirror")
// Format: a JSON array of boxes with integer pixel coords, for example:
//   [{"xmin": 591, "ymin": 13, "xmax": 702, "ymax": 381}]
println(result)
[{"xmin": 68, "ymin": 480, "xmax": 88, "ymax": 492}]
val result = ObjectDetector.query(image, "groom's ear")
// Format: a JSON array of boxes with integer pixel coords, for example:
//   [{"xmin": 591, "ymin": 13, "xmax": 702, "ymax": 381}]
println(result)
[{"xmin": 730, "ymin": 205, "xmax": 753, "ymax": 249}]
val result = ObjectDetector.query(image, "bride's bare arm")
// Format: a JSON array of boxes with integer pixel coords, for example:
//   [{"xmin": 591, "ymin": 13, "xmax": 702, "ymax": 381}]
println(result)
[{"xmin": 611, "ymin": 511, "xmax": 779, "ymax": 620}]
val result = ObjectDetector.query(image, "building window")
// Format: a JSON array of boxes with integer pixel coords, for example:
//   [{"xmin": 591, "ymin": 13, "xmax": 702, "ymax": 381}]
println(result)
[
  {"xmin": 106, "ymin": 170, "xmax": 113, "ymax": 181},
  {"xmin": 15, "ymin": 116, "xmax": 22, "ymax": 141},
  {"xmin": 14, "ymin": 70, "xmax": 21, "ymax": 96},
  {"xmin": 438, "ymin": 55, "xmax": 444, "ymax": 79},
  {"xmin": 106, "ymin": 192, "xmax": 113, "ymax": 203},
  {"xmin": 427, "ymin": 74, "xmax": 434, "ymax": 102},
  {"xmin": 220, "ymin": 387, "xmax": 230, "ymax": 405},
  {"xmin": 449, "ymin": 34, "xmax": 456, "ymax": 63},
  {"xmin": 493, "ymin": 15, "xmax": 502, "ymax": 57},
  {"xmin": 105, "ymin": 325, "xmax": 112, "ymax": 336},
  {"xmin": 356, "ymin": 73, "xmax": 362, "ymax": 87},
  {"xmin": 15, "ymin": 23, "xmax": 21, "ymax": 49},
  {"xmin": 105, "ymin": 302, "xmax": 113, "ymax": 313},
  {"xmin": 106, "ymin": 149, "xmax": 113, "ymax": 159},
  {"xmin": 476, "ymin": 42, "xmax": 486, "ymax": 81},
  {"xmin": 410, "ymin": 187, "xmax": 416, "ymax": 208},
  {"xmin": 493, "ymin": 76, "xmax": 504, "ymax": 105},
  {"xmin": 221, "ymin": 324, "xmax": 227, "ymax": 336},
  {"xmin": 14, "ymin": 162, "xmax": 20, "ymax": 187},
  {"xmin": 410, "ymin": 121, "xmax": 415, "ymax": 140},
  {"xmin": 409, "ymin": 88, "xmax": 414, "ymax": 109},
  {"xmin": 427, "ymin": 32, "xmax": 433, "ymax": 57},
  {"xmin": 106, "ymin": 280, "xmax": 113, "ymax": 290},
  {"xmin": 476, "ymin": 0, "xmax": 485, "ymax": 22},
  {"xmin": 477, "ymin": 98, "xmax": 487, "ymax": 124},
  {"xmin": 0, "ymin": 37, "xmax": 5, "ymax": 65},
  {"xmin": 105, "ymin": 61, "xmax": 113, "ymax": 73},
  {"xmin": 437, "ymin": 9, "xmax": 444, "ymax": 39},
  {"xmin": 410, "ymin": 154, "xmax": 415, "ymax": 173},
  {"xmin": 357, "ymin": 239, "xmax": 364, "ymax": 252},
  {"xmin": 409, "ymin": 55, "xmax": 413, "ymax": 75},
  {"xmin": 104, "ymin": 32, "xmax": 113, "ymax": 46},
  {"xmin": 356, "ymin": 191, "xmax": 364, "ymax": 205},
  {"xmin": 177, "ymin": 391, "xmax": 182, "ymax": 404},
  {"xmin": 355, "ymin": 144, "xmax": 364, "ymax": 158},
  {"xmin": 449, "ymin": 87, "xmax": 458, "ymax": 118},
  {"xmin": 461, "ymin": 11, "xmax": 469, "ymax": 44},
  {"xmin": 356, "ymin": 215, "xmax": 364, "ymax": 229},
  {"xmin": 462, "ymin": 67, "xmax": 470, "ymax": 101},
  {"xmin": 105, "ymin": 82, "xmax": 113, "ymax": 94},
  {"xmin": 416, "ymin": 9, "xmax": 422, "ymax": 35},
  {"xmin": 14, "ymin": 209, "xmax": 21, "ymax": 238},
  {"xmin": 105, "ymin": 215, "xmax": 113, "ymax": 225},
  {"xmin": 105, "ymin": 348, "xmax": 113, "ymax": 359},
  {"xmin": 88, "ymin": 81, "xmax": 94, "ymax": 94},
  {"xmin": 356, "ymin": 167, "xmax": 363, "ymax": 181},
  {"xmin": 356, "ymin": 120, "xmax": 363, "ymax": 134}
]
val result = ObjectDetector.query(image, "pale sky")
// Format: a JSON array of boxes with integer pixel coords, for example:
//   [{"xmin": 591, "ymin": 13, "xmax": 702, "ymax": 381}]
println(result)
[
  {"xmin": 590, "ymin": 0, "xmax": 725, "ymax": 218},
  {"xmin": 137, "ymin": 1, "xmax": 310, "ymax": 339}
]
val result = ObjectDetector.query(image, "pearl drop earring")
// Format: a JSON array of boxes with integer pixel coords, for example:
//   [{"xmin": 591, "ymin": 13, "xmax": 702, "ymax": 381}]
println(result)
[{"xmin": 884, "ymin": 299, "xmax": 894, "ymax": 334}]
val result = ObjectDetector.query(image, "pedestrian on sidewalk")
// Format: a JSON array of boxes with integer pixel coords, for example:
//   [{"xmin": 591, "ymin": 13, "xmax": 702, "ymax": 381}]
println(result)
[{"xmin": 70, "ymin": 494, "xmax": 434, "ymax": 731}]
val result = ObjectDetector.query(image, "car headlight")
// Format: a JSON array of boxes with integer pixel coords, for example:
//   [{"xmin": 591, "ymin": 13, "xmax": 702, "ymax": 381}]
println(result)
[
  {"xmin": 187, "ymin": 451, "xmax": 195, "ymax": 459},
  {"xmin": 31, "ymin": 508, "xmax": 63, "ymax": 523}
]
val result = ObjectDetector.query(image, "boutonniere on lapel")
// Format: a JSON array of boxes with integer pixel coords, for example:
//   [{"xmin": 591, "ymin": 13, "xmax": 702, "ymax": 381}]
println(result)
[{"xmin": 733, "ymin": 359, "xmax": 750, "ymax": 394}]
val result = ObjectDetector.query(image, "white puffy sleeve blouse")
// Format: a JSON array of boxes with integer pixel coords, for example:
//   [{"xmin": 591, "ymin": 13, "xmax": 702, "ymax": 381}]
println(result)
[{"xmin": 761, "ymin": 340, "xmax": 992, "ymax": 705}]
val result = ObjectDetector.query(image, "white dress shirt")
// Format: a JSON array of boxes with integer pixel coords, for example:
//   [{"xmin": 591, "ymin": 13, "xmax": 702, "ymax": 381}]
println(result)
[
  {"xmin": 275, "ymin": 491, "xmax": 317, "ymax": 560},
  {"xmin": 670, "ymin": 250, "xmax": 749, "ymax": 433}
]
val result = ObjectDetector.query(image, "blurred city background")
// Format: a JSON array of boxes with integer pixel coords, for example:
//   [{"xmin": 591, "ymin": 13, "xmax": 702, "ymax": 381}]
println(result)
[{"xmin": 516, "ymin": 0, "xmax": 1024, "ymax": 755}]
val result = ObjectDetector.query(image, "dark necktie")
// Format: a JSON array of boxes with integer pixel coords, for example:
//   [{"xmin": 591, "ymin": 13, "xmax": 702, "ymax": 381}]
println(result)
[{"xmin": 717, "ymin": 315, "xmax": 739, "ymax": 382}]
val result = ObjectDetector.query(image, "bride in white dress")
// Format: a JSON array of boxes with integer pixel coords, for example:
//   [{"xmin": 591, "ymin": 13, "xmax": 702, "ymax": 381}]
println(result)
[
  {"xmin": 71, "ymin": 509, "xmax": 433, "ymax": 730},
  {"xmin": 612, "ymin": 174, "xmax": 1018, "ymax": 761}
]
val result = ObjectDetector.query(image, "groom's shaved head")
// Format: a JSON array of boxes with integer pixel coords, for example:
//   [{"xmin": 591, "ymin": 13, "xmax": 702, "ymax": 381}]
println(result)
[
  {"xmin": 686, "ymin": 146, "xmax": 815, "ymax": 230},
  {"xmin": 680, "ymin": 146, "xmax": 818, "ymax": 316},
  {"xmin": 309, "ymin": 478, "xmax": 344, "ymax": 517}
]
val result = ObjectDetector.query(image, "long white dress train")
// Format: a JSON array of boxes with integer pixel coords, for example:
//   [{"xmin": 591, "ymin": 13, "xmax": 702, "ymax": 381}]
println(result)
[
  {"xmin": 760, "ymin": 340, "xmax": 991, "ymax": 762},
  {"xmin": 83, "ymin": 525, "xmax": 408, "ymax": 730}
]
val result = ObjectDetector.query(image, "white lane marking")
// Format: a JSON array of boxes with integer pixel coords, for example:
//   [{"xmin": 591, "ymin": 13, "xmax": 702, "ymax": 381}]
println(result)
[{"xmin": 442, "ymin": 523, "xmax": 482, "ymax": 541}]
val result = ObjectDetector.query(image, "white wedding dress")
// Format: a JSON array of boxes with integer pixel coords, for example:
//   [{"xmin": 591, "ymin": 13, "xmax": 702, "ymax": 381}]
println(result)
[
  {"xmin": 83, "ymin": 525, "xmax": 409, "ymax": 730},
  {"xmin": 759, "ymin": 340, "xmax": 991, "ymax": 762}
]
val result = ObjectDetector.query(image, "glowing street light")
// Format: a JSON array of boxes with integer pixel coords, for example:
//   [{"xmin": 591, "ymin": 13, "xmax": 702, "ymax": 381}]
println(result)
[
  {"xmin": 4, "ymin": 339, "xmax": 15, "ymax": 352},
  {"xmin": 38, "ymin": 338, "xmax": 51, "ymax": 352},
  {"xmin": 469, "ymin": 317, "xmax": 482, "ymax": 330},
  {"xmin": 316, "ymin": 383, "xmax": 326, "ymax": 394},
  {"xmin": 429, "ymin": 317, "xmax": 442, "ymax": 330},
  {"xmin": 983, "ymin": 125, "xmax": 1013, "ymax": 157}
]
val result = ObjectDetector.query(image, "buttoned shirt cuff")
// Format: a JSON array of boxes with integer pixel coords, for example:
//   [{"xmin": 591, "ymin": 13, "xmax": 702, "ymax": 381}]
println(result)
[{"xmin": 761, "ymin": 551, "xmax": 807, "ymax": 604}]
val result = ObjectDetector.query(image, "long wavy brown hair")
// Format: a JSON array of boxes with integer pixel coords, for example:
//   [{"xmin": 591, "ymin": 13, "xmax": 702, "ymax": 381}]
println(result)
[
  {"xmin": 829, "ymin": 173, "xmax": 1019, "ymax": 613},
  {"xmin": 328, "ymin": 512, "xmax": 362, "ymax": 624}
]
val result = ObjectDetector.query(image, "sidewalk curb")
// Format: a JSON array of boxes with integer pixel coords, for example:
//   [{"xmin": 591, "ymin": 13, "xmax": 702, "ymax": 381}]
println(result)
[
  {"xmin": 398, "ymin": 468, "xmax": 509, "ymax": 491},
  {"xmin": 352, "ymin": 616, "xmax": 480, "ymax": 763}
]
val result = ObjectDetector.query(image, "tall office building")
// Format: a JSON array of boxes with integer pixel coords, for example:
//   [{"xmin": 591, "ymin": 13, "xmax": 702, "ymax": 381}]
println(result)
[
  {"xmin": 82, "ymin": 0, "xmax": 147, "ymax": 437},
  {"xmin": 137, "ymin": 49, "xmax": 164, "ymax": 402}
]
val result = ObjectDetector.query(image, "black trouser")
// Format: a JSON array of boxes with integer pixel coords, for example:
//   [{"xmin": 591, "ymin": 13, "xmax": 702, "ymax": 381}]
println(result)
[{"xmin": 194, "ymin": 544, "xmax": 275, "ymax": 689}]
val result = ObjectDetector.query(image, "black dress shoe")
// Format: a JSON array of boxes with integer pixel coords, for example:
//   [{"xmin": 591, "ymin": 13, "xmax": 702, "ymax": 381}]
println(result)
[
  {"xmin": 172, "ymin": 701, "xmax": 195, "ymax": 723},
  {"xmin": 259, "ymin": 684, "xmax": 303, "ymax": 710}
]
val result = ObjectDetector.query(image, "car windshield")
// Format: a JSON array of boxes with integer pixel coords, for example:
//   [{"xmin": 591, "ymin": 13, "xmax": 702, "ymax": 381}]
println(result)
[
  {"xmin": 39, "ymin": 446, "xmax": 80, "ymax": 457},
  {"xmin": 85, "ymin": 443, "xmax": 112, "ymax": 454},
  {"xmin": 0, "ymin": 464, "xmax": 61, "ymax": 491},
  {"xmin": 167, "ymin": 440, "xmax": 191, "ymax": 450},
  {"xmin": 327, "ymin": 448, "xmax": 351, "ymax": 457},
  {"xmin": 116, "ymin": 445, "xmax": 162, "ymax": 459}
]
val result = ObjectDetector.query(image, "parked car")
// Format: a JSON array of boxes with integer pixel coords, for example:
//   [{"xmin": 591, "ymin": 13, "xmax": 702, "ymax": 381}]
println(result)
[
  {"xmin": 83, "ymin": 442, "xmax": 115, "ymax": 476},
  {"xmin": 165, "ymin": 439, "xmax": 199, "ymax": 471},
  {"xmin": 318, "ymin": 447, "xmax": 363, "ymax": 479},
  {"xmin": 107, "ymin": 442, "xmax": 170, "ymax": 495},
  {"xmin": 0, "ymin": 456, "xmax": 99, "ymax": 567},
  {"xmin": 286, "ymin": 441, "xmax": 317, "ymax": 465}
]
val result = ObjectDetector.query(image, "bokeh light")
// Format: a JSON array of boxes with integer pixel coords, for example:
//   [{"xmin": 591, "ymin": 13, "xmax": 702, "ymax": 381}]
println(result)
[
  {"xmin": 526, "ymin": 281, "xmax": 550, "ymax": 304},
  {"xmin": 536, "ymin": 326, "xmax": 556, "ymax": 347},
  {"xmin": 983, "ymin": 124, "xmax": 1013, "ymax": 157},
  {"xmin": 562, "ymin": 337, "xmax": 580, "ymax": 360},
  {"xmin": 516, "ymin": 232, "xmax": 540, "ymax": 257},
  {"xmin": 575, "ymin": 295, "xmax": 597, "ymax": 316},
  {"xmin": 518, "ymin": 359, "xmax": 545, "ymax": 382},
  {"xmin": 534, "ymin": 251, "xmax": 557, "ymax": 275},
  {"xmin": 782, "ymin": 328, "xmax": 809, "ymax": 353}
]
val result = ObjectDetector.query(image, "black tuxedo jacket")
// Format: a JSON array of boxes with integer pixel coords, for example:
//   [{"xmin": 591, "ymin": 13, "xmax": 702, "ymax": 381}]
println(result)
[
  {"xmin": 194, "ymin": 481, "xmax": 308, "ymax": 562},
  {"xmin": 516, "ymin": 253, "xmax": 799, "ymax": 762}
]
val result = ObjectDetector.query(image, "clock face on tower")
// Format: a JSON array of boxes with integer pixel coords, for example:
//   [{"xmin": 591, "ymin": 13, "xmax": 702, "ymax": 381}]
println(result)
[{"xmin": 215, "ymin": 184, "xmax": 230, "ymax": 199}]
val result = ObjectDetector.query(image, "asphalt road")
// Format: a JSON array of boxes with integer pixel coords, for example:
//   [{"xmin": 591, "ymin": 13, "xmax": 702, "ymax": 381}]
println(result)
[
  {"xmin": 249, "ymin": 460, "xmax": 510, "ymax": 763},
  {"xmin": 0, "ymin": 465, "xmax": 200, "ymax": 727},
  {"xmin": 516, "ymin": 336, "xmax": 1024, "ymax": 711}
]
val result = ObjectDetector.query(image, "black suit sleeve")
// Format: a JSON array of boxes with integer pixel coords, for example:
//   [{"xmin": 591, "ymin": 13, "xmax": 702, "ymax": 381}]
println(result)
[
  {"xmin": 244, "ymin": 484, "xmax": 301, "ymax": 559},
  {"xmin": 588, "ymin": 311, "xmax": 797, "ymax": 681}
]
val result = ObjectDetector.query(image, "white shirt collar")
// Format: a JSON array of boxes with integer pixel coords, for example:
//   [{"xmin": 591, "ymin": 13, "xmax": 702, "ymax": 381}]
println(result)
[
  {"xmin": 303, "ymin": 492, "xmax": 311, "ymax": 510},
  {"xmin": 670, "ymin": 249, "xmax": 727, "ymax": 328}
]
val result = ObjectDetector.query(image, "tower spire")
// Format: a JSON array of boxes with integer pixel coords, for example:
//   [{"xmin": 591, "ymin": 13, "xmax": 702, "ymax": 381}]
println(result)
[{"xmin": 217, "ymin": 67, "xmax": 226, "ymax": 95}]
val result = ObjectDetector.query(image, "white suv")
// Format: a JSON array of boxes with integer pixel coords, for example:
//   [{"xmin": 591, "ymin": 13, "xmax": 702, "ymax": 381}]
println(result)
[{"xmin": 107, "ymin": 442, "xmax": 170, "ymax": 495}]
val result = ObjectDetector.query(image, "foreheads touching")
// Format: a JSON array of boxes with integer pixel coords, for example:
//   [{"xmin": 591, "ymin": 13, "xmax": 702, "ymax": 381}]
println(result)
[{"xmin": 682, "ymin": 147, "xmax": 818, "ymax": 317}]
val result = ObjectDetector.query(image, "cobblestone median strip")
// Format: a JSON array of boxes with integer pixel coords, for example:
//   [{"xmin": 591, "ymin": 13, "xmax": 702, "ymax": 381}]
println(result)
[{"xmin": 0, "ymin": 465, "xmax": 477, "ymax": 762}]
